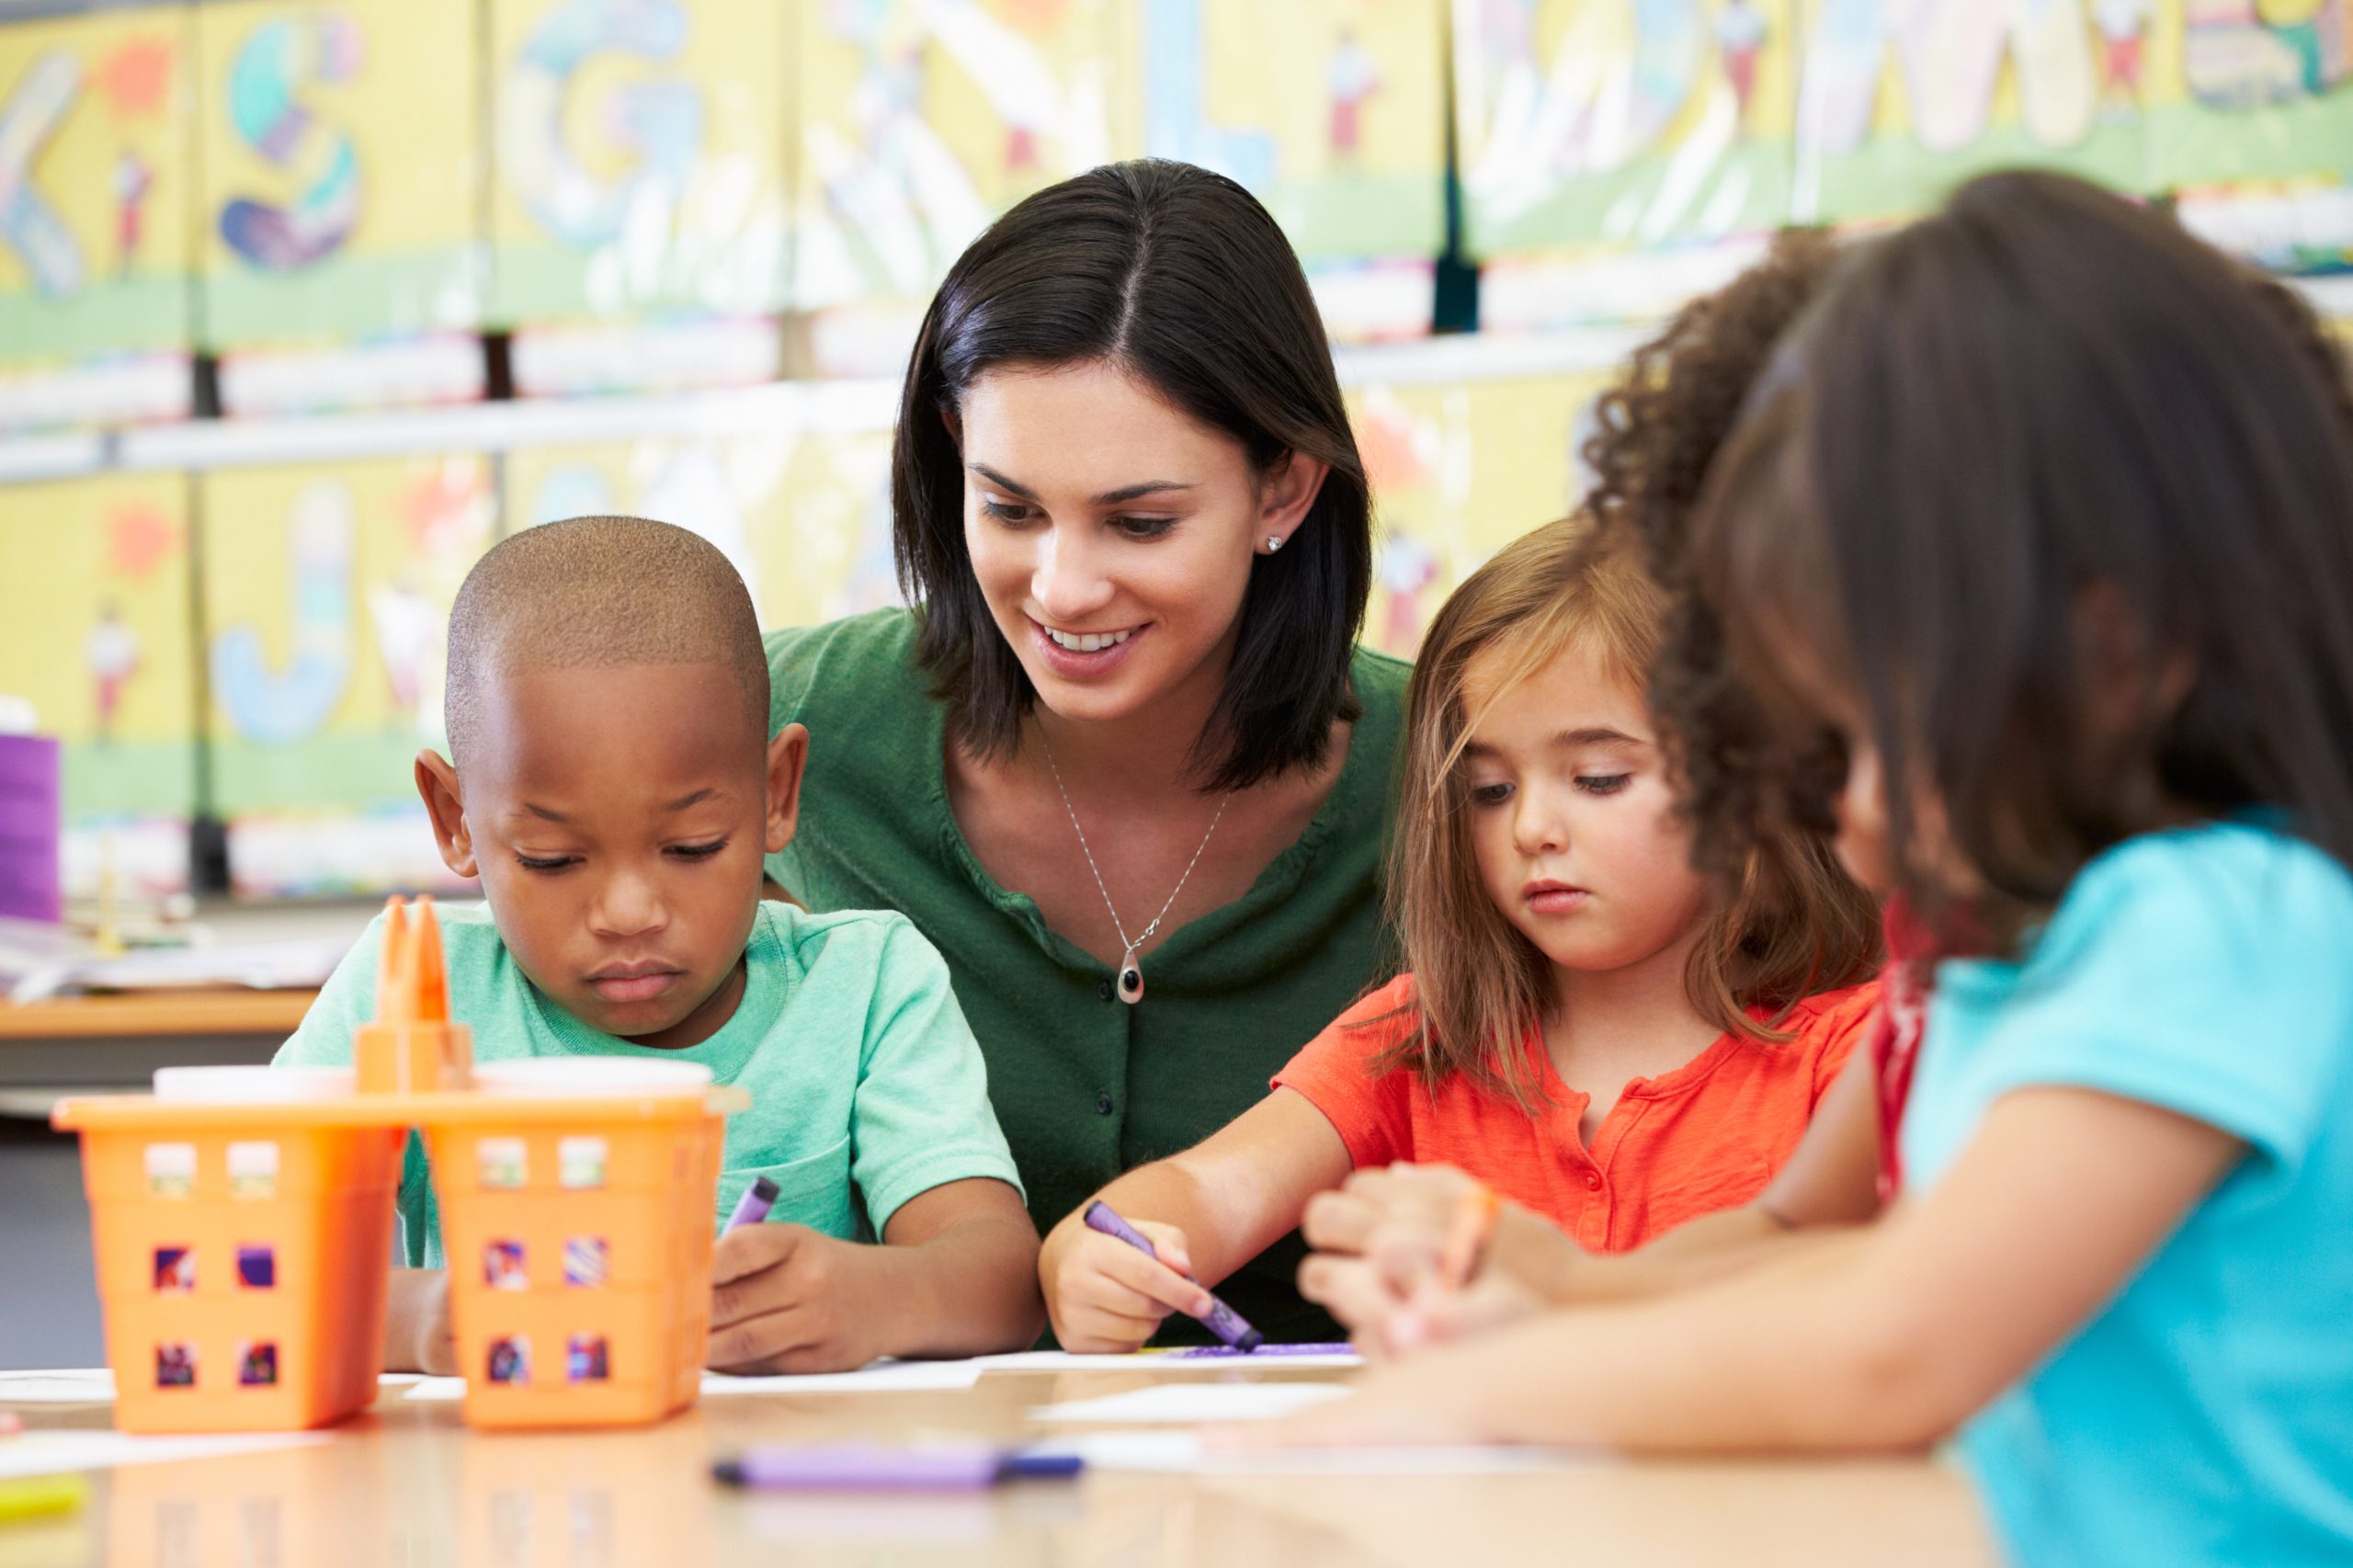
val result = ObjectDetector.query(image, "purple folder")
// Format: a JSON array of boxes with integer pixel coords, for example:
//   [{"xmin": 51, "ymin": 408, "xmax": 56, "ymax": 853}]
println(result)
[{"xmin": 0, "ymin": 735, "xmax": 62, "ymax": 924}]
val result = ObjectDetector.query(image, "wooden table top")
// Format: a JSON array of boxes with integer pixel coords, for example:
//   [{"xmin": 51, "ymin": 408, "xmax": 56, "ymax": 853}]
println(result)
[
  {"xmin": 0, "ymin": 990, "xmax": 316, "ymax": 1041},
  {"xmin": 2, "ymin": 1366, "xmax": 1998, "ymax": 1566}
]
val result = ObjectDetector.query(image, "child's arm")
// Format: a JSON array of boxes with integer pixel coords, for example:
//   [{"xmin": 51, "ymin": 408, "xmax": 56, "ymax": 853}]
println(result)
[
  {"xmin": 1040, "ymin": 1088, "xmax": 1353, "ymax": 1352},
  {"xmin": 1297, "ymin": 1044, "xmax": 1888, "ymax": 1348},
  {"xmin": 383, "ymin": 1267, "xmax": 456, "ymax": 1374},
  {"xmin": 706, "ymin": 1176, "xmax": 1038, "ymax": 1371},
  {"xmin": 1246, "ymin": 1085, "xmax": 2241, "ymax": 1451}
]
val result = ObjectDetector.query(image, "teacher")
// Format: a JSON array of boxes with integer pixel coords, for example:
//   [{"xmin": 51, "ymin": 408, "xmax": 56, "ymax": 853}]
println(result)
[{"xmin": 764, "ymin": 160, "xmax": 1408, "ymax": 1342}]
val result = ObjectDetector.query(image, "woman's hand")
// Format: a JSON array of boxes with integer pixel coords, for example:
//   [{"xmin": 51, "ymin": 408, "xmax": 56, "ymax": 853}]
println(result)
[
  {"xmin": 708, "ymin": 1224, "xmax": 888, "ymax": 1373},
  {"xmin": 1039, "ymin": 1210, "xmax": 1214, "ymax": 1353}
]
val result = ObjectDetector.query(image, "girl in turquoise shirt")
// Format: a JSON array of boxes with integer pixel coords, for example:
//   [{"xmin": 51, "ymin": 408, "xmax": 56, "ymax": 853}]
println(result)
[{"xmin": 1259, "ymin": 171, "xmax": 2353, "ymax": 1567}]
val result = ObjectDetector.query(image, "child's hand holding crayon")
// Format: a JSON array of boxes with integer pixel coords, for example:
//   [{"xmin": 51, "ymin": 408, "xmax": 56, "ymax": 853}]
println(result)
[
  {"xmin": 708, "ymin": 1224, "xmax": 892, "ymax": 1373},
  {"xmin": 1039, "ymin": 1212, "xmax": 1217, "ymax": 1354}
]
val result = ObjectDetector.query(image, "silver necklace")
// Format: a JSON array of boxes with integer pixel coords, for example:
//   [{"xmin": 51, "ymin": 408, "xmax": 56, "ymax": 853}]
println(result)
[{"xmin": 1039, "ymin": 733, "xmax": 1228, "ymax": 1005}]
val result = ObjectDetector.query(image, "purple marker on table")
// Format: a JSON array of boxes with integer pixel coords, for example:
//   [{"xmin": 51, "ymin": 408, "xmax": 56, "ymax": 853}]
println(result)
[
  {"xmin": 724, "ymin": 1175, "xmax": 780, "ymax": 1233},
  {"xmin": 714, "ymin": 1443, "xmax": 1083, "ymax": 1492},
  {"xmin": 1083, "ymin": 1199, "xmax": 1264, "ymax": 1352}
]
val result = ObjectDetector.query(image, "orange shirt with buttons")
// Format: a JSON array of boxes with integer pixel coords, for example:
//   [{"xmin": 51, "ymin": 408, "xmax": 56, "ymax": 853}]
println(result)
[{"xmin": 1272, "ymin": 973, "xmax": 1881, "ymax": 1253}]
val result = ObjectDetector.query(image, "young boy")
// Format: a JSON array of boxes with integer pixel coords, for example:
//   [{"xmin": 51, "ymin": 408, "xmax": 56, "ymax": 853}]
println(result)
[{"xmin": 277, "ymin": 516, "xmax": 1043, "ymax": 1373}]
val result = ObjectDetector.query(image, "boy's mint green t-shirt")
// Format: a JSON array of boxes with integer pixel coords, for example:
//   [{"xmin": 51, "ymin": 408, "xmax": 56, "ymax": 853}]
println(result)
[
  {"xmin": 1904, "ymin": 821, "xmax": 2353, "ymax": 1568},
  {"xmin": 275, "ymin": 900, "xmax": 1024, "ymax": 1267}
]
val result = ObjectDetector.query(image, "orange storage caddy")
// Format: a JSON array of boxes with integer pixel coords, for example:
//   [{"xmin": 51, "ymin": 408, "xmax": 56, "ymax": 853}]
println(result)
[
  {"xmin": 53, "ymin": 897, "xmax": 736, "ymax": 1434},
  {"xmin": 415, "ymin": 1067, "xmax": 724, "ymax": 1429}
]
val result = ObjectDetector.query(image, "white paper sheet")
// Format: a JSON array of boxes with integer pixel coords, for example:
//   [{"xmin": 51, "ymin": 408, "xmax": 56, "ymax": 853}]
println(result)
[
  {"xmin": 0, "ymin": 1369, "xmax": 116, "ymax": 1404},
  {"xmin": 1031, "ymin": 1430, "xmax": 1586, "ymax": 1475},
  {"xmin": 1030, "ymin": 1382, "xmax": 1353, "ymax": 1425},
  {"xmin": 403, "ymin": 1359, "xmax": 985, "ymax": 1403},
  {"xmin": 975, "ymin": 1346, "xmax": 1365, "ymax": 1372},
  {"xmin": 0, "ymin": 1430, "xmax": 330, "ymax": 1483},
  {"xmin": 0, "ymin": 1369, "xmax": 426, "ymax": 1405}
]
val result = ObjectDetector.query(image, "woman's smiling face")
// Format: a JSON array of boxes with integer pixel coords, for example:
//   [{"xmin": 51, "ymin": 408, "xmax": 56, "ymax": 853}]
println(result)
[{"xmin": 955, "ymin": 358, "xmax": 1324, "ymax": 731}]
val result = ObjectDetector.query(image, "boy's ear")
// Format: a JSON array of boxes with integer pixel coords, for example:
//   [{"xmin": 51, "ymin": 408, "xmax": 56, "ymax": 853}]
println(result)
[
  {"xmin": 764, "ymin": 723, "xmax": 810, "ymax": 856},
  {"xmin": 415, "ymin": 750, "xmax": 479, "ymax": 880}
]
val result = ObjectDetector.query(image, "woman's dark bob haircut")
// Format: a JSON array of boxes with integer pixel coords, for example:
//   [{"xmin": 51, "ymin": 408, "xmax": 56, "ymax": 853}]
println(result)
[{"xmin": 891, "ymin": 158, "xmax": 1373, "ymax": 792}]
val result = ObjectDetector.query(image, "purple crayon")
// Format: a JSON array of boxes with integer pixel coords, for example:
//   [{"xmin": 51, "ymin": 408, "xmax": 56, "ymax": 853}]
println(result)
[
  {"xmin": 714, "ymin": 1443, "xmax": 1082, "ymax": 1492},
  {"xmin": 724, "ymin": 1175, "xmax": 780, "ymax": 1233},
  {"xmin": 1083, "ymin": 1199, "xmax": 1264, "ymax": 1352}
]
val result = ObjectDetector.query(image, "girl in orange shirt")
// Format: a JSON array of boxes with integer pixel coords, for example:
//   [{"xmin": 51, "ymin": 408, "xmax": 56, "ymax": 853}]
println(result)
[{"xmin": 1040, "ymin": 500, "xmax": 1881, "ymax": 1350}]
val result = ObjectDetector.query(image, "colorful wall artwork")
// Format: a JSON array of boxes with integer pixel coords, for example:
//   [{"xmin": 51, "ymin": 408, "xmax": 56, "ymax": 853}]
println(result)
[
  {"xmin": 1140, "ymin": 0, "xmax": 1447, "ymax": 264},
  {"xmin": 488, "ymin": 0, "xmax": 790, "ymax": 324},
  {"xmin": 200, "ymin": 454, "xmax": 494, "ymax": 894},
  {"xmin": 196, "ymin": 0, "xmax": 485, "ymax": 347},
  {"xmin": 0, "ymin": 473, "xmax": 198, "ymax": 896},
  {"xmin": 1347, "ymin": 369, "xmax": 1615, "ymax": 657},
  {"xmin": 500, "ymin": 424, "xmax": 904, "ymax": 633},
  {"xmin": 0, "ymin": 7, "xmax": 195, "ymax": 367},
  {"xmin": 1455, "ymin": 1, "xmax": 2353, "ymax": 256}
]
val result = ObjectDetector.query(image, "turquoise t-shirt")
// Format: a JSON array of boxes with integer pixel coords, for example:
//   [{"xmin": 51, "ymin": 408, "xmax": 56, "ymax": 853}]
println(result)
[
  {"xmin": 1904, "ymin": 821, "xmax": 2353, "ymax": 1568},
  {"xmin": 276, "ymin": 900, "xmax": 1024, "ymax": 1267}
]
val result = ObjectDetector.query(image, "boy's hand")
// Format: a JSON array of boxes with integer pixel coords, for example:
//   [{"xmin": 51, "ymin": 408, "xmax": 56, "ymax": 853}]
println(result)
[
  {"xmin": 708, "ymin": 1223, "xmax": 886, "ymax": 1374},
  {"xmin": 1039, "ymin": 1211, "xmax": 1213, "ymax": 1354},
  {"xmin": 385, "ymin": 1267, "xmax": 458, "ymax": 1375}
]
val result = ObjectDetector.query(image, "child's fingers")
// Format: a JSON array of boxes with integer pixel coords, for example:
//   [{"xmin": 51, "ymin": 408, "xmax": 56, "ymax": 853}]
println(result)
[
  {"xmin": 1086, "ymin": 1232, "xmax": 1213, "ymax": 1318},
  {"xmin": 1300, "ymin": 1188, "xmax": 1377, "ymax": 1255},
  {"xmin": 1367, "ymin": 1226, "xmax": 1446, "ymax": 1296},
  {"xmin": 1056, "ymin": 1301, "xmax": 1165, "ymax": 1354},
  {"xmin": 1297, "ymin": 1253, "xmax": 1410, "ymax": 1335},
  {"xmin": 707, "ymin": 1302, "xmax": 818, "ymax": 1372},
  {"xmin": 1123, "ymin": 1219, "xmax": 1197, "ymax": 1279},
  {"xmin": 710, "ymin": 1221, "xmax": 805, "ymax": 1289}
]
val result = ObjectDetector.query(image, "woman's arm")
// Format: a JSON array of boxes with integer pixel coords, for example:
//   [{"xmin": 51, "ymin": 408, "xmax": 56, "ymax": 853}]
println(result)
[
  {"xmin": 1249, "ymin": 1085, "xmax": 2242, "ymax": 1450},
  {"xmin": 1040, "ymin": 1088, "xmax": 1353, "ymax": 1351}
]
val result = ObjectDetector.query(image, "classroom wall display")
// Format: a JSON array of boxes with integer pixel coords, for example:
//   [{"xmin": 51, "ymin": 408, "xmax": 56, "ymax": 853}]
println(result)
[
  {"xmin": 1455, "ymin": 2, "xmax": 2353, "ymax": 271},
  {"xmin": 2148, "ymin": 1, "xmax": 2352, "ymax": 189},
  {"xmin": 1141, "ymin": 0, "xmax": 1447, "ymax": 266},
  {"xmin": 790, "ymin": 0, "xmax": 1137, "ymax": 372},
  {"xmin": 196, "ymin": 0, "xmax": 486, "ymax": 349},
  {"xmin": 200, "ymin": 455, "xmax": 494, "ymax": 896},
  {"xmin": 1346, "ymin": 370, "xmax": 1614, "ymax": 658},
  {"xmin": 1454, "ymin": 0, "xmax": 1802, "ymax": 256},
  {"xmin": 500, "ymin": 426, "xmax": 905, "ymax": 633},
  {"xmin": 487, "ymin": 0, "xmax": 790, "ymax": 326},
  {"xmin": 0, "ymin": 6, "xmax": 196, "ymax": 370},
  {"xmin": 0, "ymin": 474, "xmax": 199, "ymax": 898}
]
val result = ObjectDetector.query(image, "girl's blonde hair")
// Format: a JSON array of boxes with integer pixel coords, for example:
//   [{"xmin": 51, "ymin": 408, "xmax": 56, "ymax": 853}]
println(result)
[{"xmin": 1371, "ymin": 513, "xmax": 1880, "ymax": 1105}]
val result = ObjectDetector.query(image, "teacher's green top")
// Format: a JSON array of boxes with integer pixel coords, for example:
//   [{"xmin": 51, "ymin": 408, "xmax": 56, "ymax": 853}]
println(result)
[{"xmin": 765, "ymin": 609, "xmax": 1409, "ymax": 1345}]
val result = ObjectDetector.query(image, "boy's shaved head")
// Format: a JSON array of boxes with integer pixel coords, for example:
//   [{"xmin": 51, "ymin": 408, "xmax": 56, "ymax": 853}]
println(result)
[{"xmin": 445, "ymin": 516, "xmax": 767, "ymax": 766}]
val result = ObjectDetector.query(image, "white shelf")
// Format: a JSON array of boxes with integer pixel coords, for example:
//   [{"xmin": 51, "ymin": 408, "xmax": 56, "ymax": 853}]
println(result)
[{"xmin": 0, "ymin": 331, "xmax": 1658, "ymax": 486}]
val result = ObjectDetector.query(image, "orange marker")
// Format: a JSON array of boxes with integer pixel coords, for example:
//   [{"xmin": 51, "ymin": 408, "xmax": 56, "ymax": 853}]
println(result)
[
  {"xmin": 1438, "ymin": 1183, "xmax": 1501, "ymax": 1290},
  {"xmin": 355, "ymin": 895, "xmax": 473, "ymax": 1093}
]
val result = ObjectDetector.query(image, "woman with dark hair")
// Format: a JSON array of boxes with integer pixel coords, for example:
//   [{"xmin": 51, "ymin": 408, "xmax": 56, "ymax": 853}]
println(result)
[{"xmin": 762, "ymin": 160, "xmax": 1406, "ymax": 1342}]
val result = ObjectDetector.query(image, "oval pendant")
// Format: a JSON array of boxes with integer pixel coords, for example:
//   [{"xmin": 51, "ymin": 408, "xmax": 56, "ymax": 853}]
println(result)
[{"xmin": 1118, "ymin": 964, "xmax": 1144, "ymax": 1005}]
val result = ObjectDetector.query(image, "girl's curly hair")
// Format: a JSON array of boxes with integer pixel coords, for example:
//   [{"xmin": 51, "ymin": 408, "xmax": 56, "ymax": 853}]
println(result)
[{"xmin": 1580, "ymin": 229, "xmax": 1852, "ymax": 881}]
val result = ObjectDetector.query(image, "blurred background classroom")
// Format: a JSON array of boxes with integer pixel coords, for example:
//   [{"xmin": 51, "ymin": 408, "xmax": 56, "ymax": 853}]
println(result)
[{"xmin": 0, "ymin": 0, "xmax": 2347, "ymax": 1360}]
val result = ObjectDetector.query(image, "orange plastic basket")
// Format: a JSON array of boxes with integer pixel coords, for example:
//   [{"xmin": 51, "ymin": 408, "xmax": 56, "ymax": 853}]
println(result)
[
  {"xmin": 417, "ymin": 1092, "xmax": 725, "ymax": 1430},
  {"xmin": 51, "ymin": 896, "xmax": 736, "ymax": 1435},
  {"xmin": 53, "ymin": 1102, "xmax": 406, "ymax": 1434}
]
